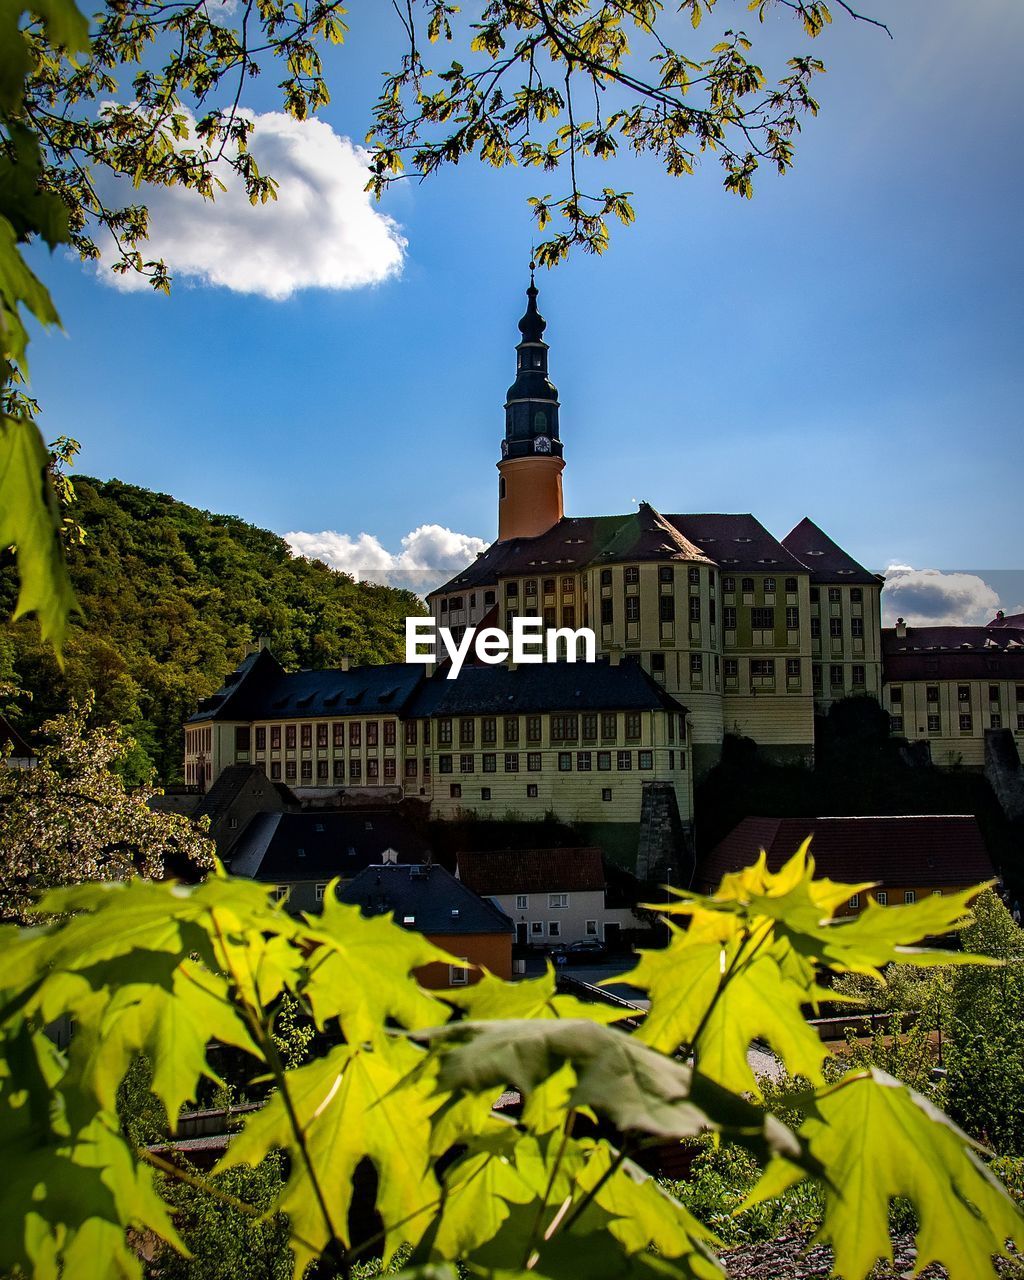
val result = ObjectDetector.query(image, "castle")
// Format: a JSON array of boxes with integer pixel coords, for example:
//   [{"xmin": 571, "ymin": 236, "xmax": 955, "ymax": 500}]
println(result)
[{"xmin": 184, "ymin": 275, "xmax": 1024, "ymax": 861}]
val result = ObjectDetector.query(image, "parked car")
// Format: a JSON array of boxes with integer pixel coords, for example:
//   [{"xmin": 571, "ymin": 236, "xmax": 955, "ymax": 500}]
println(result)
[{"xmin": 566, "ymin": 938, "xmax": 606, "ymax": 962}]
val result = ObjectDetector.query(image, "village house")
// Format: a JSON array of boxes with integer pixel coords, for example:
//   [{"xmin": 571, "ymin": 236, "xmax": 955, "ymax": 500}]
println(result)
[
  {"xmin": 227, "ymin": 809, "xmax": 431, "ymax": 914},
  {"xmin": 456, "ymin": 846, "xmax": 642, "ymax": 949},
  {"xmin": 337, "ymin": 861, "xmax": 514, "ymax": 985}
]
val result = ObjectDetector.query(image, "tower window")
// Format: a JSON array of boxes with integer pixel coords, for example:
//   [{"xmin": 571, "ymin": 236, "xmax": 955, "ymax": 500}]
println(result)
[
  {"xmin": 499, "ymin": 477, "xmax": 506, "ymax": 499},
  {"xmin": 534, "ymin": 410, "xmax": 547, "ymax": 430}
]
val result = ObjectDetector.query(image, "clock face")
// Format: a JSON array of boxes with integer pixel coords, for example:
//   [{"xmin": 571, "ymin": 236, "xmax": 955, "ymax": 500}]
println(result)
[
  {"xmin": 534, "ymin": 435, "xmax": 552, "ymax": 454},
  {"xmin": 501, "ymin": 439, "xmax": 509, "ymax": 458}
]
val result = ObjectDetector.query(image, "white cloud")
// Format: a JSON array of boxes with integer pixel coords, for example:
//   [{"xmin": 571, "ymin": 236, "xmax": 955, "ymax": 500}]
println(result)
[
  {"xmin": 96, "ymin": 110, "xmax": 405, "ymax": 298},
  {"xmin": 881, "ymin": 564, "xmax": 1001, "ymax": 626},
  {"xmin": 286, "ymin": 524, "xmax": 489, "ymax": 594}
]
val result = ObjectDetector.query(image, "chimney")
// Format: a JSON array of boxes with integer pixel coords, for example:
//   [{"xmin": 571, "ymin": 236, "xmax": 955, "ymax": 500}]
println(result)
[
  {"xmin": 340, "ymin": 656, "xmax": 350, "ymax": 672},
  {"xmin": 895, "ymin": 617, "xmax": 907, "ymax": 639}
]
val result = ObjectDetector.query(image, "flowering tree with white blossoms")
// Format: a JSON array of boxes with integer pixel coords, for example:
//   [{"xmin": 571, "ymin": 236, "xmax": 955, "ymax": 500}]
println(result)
[{"xmin": 0, "ymin": 698, "xmax": 213, "ymax": 922}]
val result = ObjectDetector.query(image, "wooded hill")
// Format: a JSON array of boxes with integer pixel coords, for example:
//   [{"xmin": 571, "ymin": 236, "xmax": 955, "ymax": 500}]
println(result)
[{"xmin": 0, "ymin": 477, "xmax": 424, "ymax": 783}]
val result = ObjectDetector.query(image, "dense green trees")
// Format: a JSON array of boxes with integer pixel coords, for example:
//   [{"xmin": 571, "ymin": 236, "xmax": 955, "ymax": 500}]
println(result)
[{"xmin": 0, "ymin": 476, "xmax": 423, "ymax": 781}]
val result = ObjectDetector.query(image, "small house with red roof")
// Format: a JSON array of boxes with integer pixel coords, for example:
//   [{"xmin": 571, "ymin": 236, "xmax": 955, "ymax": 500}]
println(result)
[{"xmin": 700, "ymin": 814, "xmax": 995, "ymax": 915}]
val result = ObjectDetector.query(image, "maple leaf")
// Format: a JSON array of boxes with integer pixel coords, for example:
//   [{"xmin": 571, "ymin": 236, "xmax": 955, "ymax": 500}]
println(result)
[
  {"xmin": 747, "ymin": 1068, "xmax": 1024, "ymax": 1280},
  {"xmin": 54, "ymin": 954, "xmax": 259, "ymax": 1125},
  {"xmin": 443, "ymin": 965, "xmax": 632, "ymax": 1025},
  {"xmin": 429, "ymin": 1130, "xmax": 540, "ymax": 1259},
  {"xmin": 575, "ymin": 1142, "xmax": 722, "ymax": 1279},
  {"xmin": 0, "ymin": 1025, "xmax": 183, "ymax": 1278},
  {"xmin": 302, "ymin": 894, "xmax": 458, "ymax": 1044},
  {"xmin": 219, "ymin": 1038, "xmax": 439, "ymax": 1275},
  {"xmin": 626, "ymin": 924, "xmax": 828, "ymax": 1097},
  {"xmin": 424, "ymin": 1019, "xmax": 809, "ymax": 1168}
]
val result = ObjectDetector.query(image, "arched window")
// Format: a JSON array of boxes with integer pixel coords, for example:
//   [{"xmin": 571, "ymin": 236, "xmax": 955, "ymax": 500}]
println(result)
[
  {"xmin": 534, "ymin": 410, "xmax": 547, "ymax": 431},
  {"xmin": 499, "ymin": 476, "xmax": 506, "ymax": 499}
]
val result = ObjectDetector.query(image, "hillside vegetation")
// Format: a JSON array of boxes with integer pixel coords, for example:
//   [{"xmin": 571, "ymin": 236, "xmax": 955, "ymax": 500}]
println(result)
[{"xmin": 0, "ymin": 477, "xmax": 423, "ymax": 781}]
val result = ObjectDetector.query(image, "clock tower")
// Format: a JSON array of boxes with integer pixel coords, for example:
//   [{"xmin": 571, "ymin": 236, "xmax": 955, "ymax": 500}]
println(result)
[{"xmin": 496, "ymin": 266, "xmax": 565, "ymax": 541}]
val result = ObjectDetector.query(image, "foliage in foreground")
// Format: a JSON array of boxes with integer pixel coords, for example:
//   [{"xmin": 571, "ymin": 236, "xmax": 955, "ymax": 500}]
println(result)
[
  {"xmin": 829, "ymin": 890, "xmax": 1024, "ymax": 1158},
  {"xmin": 0, "ymin": 844, "xmax": 1020, "ymax": 1280}
]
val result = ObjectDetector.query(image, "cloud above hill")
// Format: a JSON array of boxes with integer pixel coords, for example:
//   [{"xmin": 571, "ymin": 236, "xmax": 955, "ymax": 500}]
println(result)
[
  {"xmin": 881, "ymin": 565, "xmax": 1001, "ymax": 625},
  {"xmin": 286, "ymin": 524, "xmax": 488, "ymax": 594},
  {"xmin": 96, "ymin": 111, "xmax": 405, "ymax": 298}
]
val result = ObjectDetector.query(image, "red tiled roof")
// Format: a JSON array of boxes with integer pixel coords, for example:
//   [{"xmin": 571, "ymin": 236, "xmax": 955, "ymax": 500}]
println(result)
[
  {"xmin": 668, "ymin": 513, "xmax": 807, "ymax": 575},
  {"xmin": 458, "ymin": 847, "xmax": 606, "ymax": 895},
  {"xmin": 781, "ymin": 517, "xmax": 879, "ymax": 585},
  {"xmin": 700, "ymin": 815, "xmax": 994, "ymax": 890},
  {"xmin": 429, "ymin": 509, "xmax": 809, "ymax": 598},
  {"xmin": 882, "ymin": 625, "xmax": 1024, "ymax": 681}
]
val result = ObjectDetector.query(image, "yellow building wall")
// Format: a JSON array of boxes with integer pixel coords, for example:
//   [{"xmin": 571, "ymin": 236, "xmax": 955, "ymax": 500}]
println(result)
[
  {"xmin": 811, "ymin": 582, "xmax": 883, "ymax": 709},
  {"xmin": 885, "ymin": 678, "xmax": 1024, "ymax": 768}
]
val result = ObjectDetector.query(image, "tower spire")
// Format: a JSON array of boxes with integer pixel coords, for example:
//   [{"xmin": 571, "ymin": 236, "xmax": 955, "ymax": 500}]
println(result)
[{"xmin": 496, "ymin": 268, "xmax": 565, "ymax": 540}]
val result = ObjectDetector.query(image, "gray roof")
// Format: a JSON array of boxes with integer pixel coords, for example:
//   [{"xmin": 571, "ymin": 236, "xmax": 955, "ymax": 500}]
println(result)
[
  {"xmin": 188, "ymin": 648, "xmax": 425, "ymax": 724},
  {"xmin": 195, "ymin": 764, "xmax": 269, "ymax": 825},
  {"xmin": 229, "ymin": 810, "xmax": 431, "ymax": 882},
  {"xmin": 405, "ymin": 659, "xmax": 685, "ymax": 718},
  {"xmin": 338, "ymin": 863, "xmax": 514, "ymax": 936},
  {"xmin": 188, "ymin": 650, "xmax": 684, "ymax": 725}
]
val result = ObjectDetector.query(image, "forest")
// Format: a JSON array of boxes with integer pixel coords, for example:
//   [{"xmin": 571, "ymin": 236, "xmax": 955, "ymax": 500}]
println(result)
[{"xmin": 0, "ymin": 477, "xmax": 423, "ymax": 782}]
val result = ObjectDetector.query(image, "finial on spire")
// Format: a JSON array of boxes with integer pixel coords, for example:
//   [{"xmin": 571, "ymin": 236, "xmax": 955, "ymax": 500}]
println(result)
[{"xmin": 518, "ymin": 261, "xmax": 546, "ymax": 341}]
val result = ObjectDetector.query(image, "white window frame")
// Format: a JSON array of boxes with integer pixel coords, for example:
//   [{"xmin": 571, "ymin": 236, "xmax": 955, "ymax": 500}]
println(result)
[
  {"xmin": 548, "ymin": 921, "xmax": 560, "ymax": 937},
  {"xmin": 315, "ymin": 883, "xmax": 327, "ymax": 902},
  {"xmin": 449, "ymin": 959, "xmax": 469, "ymax": 986},
  {"xmin": 516, "ymin": 894, "xmax": 529, "ymax": 910},
  {"xmin": 585, "ymin": 920, "xmax": 598, "ymax": 936},
  {"xmin": 530, "ymin": 921, "xmax": 543, "ymax": 935},
  {"xmin": 904, "ymin": 890, "xmax": 916, "ymax": 904},
  {"xmin": 875, "ymin": 891, "xmax": 888, "ymax": 906},
  {"xmin": 848, "ymin": 894, "xmax": 859, "ymax": 909},
  {"xmin": 548, "ymin": 893, "xmax": 568, "ymax": 909}
]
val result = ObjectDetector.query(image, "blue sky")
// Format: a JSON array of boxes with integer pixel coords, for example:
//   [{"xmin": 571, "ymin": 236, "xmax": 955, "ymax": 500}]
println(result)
[{"xmin": 24, "ymin": 0, "xmax": 1024, "ymax": 618}]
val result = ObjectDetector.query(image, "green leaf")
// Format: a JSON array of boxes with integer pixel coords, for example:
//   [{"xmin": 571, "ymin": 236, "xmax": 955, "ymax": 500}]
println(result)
[
  {"xmin": 424, "ymin": 1019, "xmax": 807, "ymax": 1167},
  {"xmin": 57, "ymin": 954, "xmax": 259, "ymax": 1126},
  {"xmin": 444, "ymin": 965, "xmax": 631, "ymax": 1025},
  {"xmin": 219, "ymin": 1038, "xmax": 439, "ymax": 1275},
  {"xmin": 627, "ymin": 930, "xmax": 828, "ymax": 1096},
  {"xmin": 303, "ymin": 891, "xmax": 458, "ymax": 1043},
  {"xmin": 626, "ymin": 844, "xmax": 993, "ymax": 1093},
  {"xmin": 0, "ymin": 1025, "xmax": 181, "ymax": 1279},
  {"xmin": 0, "ymin": 410, "xmax": 78, "ymax": 654},
  {"xmin": 576, "ymin": 1141, "xmax": 721, "ymax": 1278},
  {"xmin": 430, "ymin": 1130, "xmax": 539, "ymax": 1259},
  {"xmin": 747, "ymin": 1068, "xmax": 1024, "ymax": 1280}
]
